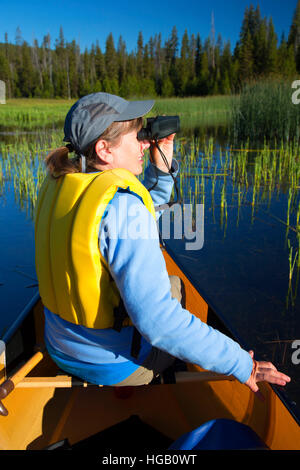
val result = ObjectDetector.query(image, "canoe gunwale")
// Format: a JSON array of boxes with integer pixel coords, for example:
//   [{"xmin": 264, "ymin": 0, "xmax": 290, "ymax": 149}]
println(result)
[{"xmin": 2, "ymin": 290, "xmax": 40, "ymax": 344}]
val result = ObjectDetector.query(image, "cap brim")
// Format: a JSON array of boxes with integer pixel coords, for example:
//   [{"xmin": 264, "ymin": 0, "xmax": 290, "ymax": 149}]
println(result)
[{"xmin": 114, "ymin": 100, "xmax": 154, "ymax": 121}]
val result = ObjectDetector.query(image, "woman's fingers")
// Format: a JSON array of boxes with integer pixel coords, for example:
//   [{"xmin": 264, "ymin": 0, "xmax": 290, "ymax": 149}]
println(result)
[
  {"xmin": 256, "ymin": 360, "xmax": 277, "ymax": 372},
  {"xmin": 150, "ymin": 134, "xmax": 175, "ymax": 172},
  {"xmin": 255, "ymin": 367, "xmax": 291, "ymax": 386},
  {"xmin": 245, "ymin": 351, "xmax": 291, "ymax": 396}
]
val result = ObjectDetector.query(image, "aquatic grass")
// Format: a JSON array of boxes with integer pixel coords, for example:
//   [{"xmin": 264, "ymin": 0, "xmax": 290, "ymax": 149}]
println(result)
[
  {"xmin": 1, "ymin": 121, "xmax": 300, "ymax": 323},
  {"xmin": 173, "ymin": 131, "xmax": 300, "ymax": 256},
  {"xmin": 0, "ymin": 130, "xmax": 54, "ymax": 212},
  {"xmin": 0, "ymin": 160, "xmax": 3, "ymax": 194},
  {"xmin": 286, "ymin": 239, "xmax": 299, "ymax": 308},
  {"xmin": 230, "ymin": 80, "xmax": 300, "ymax": 144},
  {"xmin": 287, "ymin": 189, "xmax": 293, "ymax": 230},
  {"xmin": 1, "ymin": 126, "xmax": 299, "ymax": 238}
]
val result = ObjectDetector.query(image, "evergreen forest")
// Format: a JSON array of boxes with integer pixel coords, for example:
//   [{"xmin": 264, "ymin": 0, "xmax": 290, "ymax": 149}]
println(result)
[{"xmin": 1, "ymin": 2, "xmax": 300, "ymax": 99}]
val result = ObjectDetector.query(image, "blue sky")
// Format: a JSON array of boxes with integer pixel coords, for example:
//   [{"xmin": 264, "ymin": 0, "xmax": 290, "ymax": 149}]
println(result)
[{"xmin": 0, "ymin": 0, "xmax": 298, "ymax": 52}]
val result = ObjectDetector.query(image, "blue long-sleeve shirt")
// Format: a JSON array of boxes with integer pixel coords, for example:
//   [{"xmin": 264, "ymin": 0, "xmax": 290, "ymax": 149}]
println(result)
[{"xmin": 44, "ymin": 161, "xmax": 253, "ymax": 385}]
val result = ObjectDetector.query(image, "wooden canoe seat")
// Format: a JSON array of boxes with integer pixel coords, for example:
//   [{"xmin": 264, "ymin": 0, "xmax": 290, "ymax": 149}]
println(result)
[{"xmin": 0, "ymin": 348, "xmax": 234, "ymax": 416}]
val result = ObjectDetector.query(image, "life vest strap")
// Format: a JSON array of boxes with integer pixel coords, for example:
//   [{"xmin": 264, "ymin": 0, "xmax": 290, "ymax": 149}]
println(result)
[
  {"xmin": 113, "ymin": 299, "xmax": 141, "ymax": 359},
  {"xmin": 112, "ymin": 299, "xmax": 128, "ymax": 332},
  {"xmin": 130, "ymin": 328, "xmax": 142, "ymax": 359}
]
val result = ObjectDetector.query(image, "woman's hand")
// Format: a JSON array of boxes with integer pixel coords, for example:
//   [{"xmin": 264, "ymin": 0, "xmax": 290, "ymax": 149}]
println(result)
[
  {"xmin": 245, "ymin": 350, "xmax": 291, "ymax": 396},
  {"xmin": 149, "ymin": 133, "xmax": 176, "ymax": 173}
]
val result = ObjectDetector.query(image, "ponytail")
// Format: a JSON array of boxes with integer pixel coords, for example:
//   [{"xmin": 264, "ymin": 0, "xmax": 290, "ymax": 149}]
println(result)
[{"xmin": 45, "ymin": 146, "xmax": 81, "ymax": 178}]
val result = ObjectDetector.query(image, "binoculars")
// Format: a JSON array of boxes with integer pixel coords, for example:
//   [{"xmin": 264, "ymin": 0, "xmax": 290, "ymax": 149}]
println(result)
[{"xmin": 137, "ymin": 115, "xmax": 180, "ymax": 141}]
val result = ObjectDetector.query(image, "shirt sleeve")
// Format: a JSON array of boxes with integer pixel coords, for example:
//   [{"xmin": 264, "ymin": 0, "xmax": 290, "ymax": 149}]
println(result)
[
  {"xmin": 142, "ymin": 160, "xmax": 179, "ymax": 214},
  {"xmin": 99, "ymin": 191, "xmax": 253, "ymax": 384}
]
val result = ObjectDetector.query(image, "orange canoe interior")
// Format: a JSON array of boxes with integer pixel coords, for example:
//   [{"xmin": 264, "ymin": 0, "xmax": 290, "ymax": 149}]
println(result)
[{"xmin": 0, "ymin": 248, "xmax": 299, "ymax": 450}]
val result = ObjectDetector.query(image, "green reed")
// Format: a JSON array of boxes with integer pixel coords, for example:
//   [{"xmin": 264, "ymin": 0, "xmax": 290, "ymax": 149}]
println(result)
[
  {"xmin": 1, "ymin": 127, "xmax": 299, "ymax": 241},
  {"xmin": 0, "ymin": 129, "xmax": 64, "ymax": 213},
  {"xmin": 175, "ymin": 131, "xmax": 300, "ymax": 243},
  {"xmin": 286, "ymin": 238, "xmax": 299, "ymax": 308},
  {"xmin": 231, "ymin": 80, "xmax": 300, "ymax": 144}
]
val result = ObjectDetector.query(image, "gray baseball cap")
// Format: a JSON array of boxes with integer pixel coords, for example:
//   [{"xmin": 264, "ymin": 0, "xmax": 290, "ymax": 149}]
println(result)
[{"xmin": 63, "ymin": 92, "xmax": 155, "ymax": 154}]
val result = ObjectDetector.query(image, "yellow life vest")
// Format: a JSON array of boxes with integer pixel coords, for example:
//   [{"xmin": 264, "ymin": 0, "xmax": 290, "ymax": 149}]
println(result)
[{"xmin": 34, "ymin": 168, "xmax": 156, "ymax": 330}]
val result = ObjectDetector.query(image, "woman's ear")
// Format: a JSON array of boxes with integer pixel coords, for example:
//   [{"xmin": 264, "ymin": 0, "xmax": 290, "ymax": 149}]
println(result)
[{"xmin": 95, "ymin": 139, "xmax": 113, "ymax": 164}]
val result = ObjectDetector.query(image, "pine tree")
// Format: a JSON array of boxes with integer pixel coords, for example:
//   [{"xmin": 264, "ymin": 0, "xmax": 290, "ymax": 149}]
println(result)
[
  {"xmin": 154, "ymin": 33, "xmax": 163, "ymax": 93},
  {"xmin": 136, "ymin": 31, "xmax": 144, "ymax": 78},
  {"xmin": 53, "ymin": 26, "xmax": 69, "ymax": 98},
  {"xmin": 41, "ymin": 33, "xmax": 53, "ymax": 96},
  {"xmin": 178, "ymin": 29, "xmax": 190, "ymax": 95},
  {"xmin": 238, "ymin": 4, "xmax": 263, "ymax": 81},
  {"xmin": 220, "ymin": 41, "xmax": 232, "ymax": 94},
  {"xmin": 105, "ymin": 33, "xmax": 118, "ymax": 81},
  {"xmin": 68, "ymin": 40, "xmax": 80, "ymax": 98},
  {"xmin": 240, "ymin": 4, "xmax": 260, "ymax": 44},
  {"xmin": 212, "ymin": 34, "xmax": 222, "ymax": 94},
  {"xmin": 195, "ymin": 33, "xmax": 202, "ymax": 77},
  {"xmin": 17, "ymin": 41, "xmax": 38, "ymax": 97},
  {"xmin": 265, "ymin": 18, "xmax": 278, "ymax": 75},
  {"xmin": 95, "ymin": 41, "xmax": 106, "ymax": 82},
  {"xmin": 277, "ymin": 37, "xmax": 297, "ymax": 78},
  {"xmin": 165, "ymin": 26, "xmax": 178, "ymax": 67},
  {"xmin": 253, "ymin": 17, "xmax": 268, "ymax": 76},
  {"xmin": 288, "ymin": 0, "xmax": 300, "ymax": 49},
  {"xmin": 32, "ymin": 38, "xmax": 43, "ymax": 94},
  {"xmin": 288, "ymin": 0, "xmax": 300, "ymax": 71},
  {"xmin": 165, "ymin": 26, "xmax": 179, "ymax": 91},
  {"xmin": 142, "ymin": 44, "xmax": 152, "ymax": 79},
  {"xmin": 0, "ymin": 49, "xmax": 11, "ymax": 97},
  {"xmin": 239, "ymin": 29, "xmax": 254, "ymax": 81},
  {"xmin": 117, "ymin": 36, "xmax": 127, "ymax": 85},
  {"xmin": 198, "ymin": 50, "xmax": 210, "ymax": 95}
]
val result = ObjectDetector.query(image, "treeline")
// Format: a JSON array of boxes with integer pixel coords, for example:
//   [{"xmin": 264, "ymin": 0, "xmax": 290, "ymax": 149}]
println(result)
[{"xmin": 0, "ymin": 2, "xmax": 300, "ymax": 99}]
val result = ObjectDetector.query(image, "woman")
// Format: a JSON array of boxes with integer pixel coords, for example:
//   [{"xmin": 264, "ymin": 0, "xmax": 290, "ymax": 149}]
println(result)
[{"xmin": 35, "ymin": 92, "xmax": 290, "ymax": 394}]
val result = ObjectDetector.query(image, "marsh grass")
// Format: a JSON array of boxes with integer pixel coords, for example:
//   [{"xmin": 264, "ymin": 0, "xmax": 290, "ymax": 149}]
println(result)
[
  {"xmin": 0, "ymin": 96, "xmax": 234, "ymax": 130},
  {"xmin": 152, "ymin": 96, "xmax": 233, "ymax": 128},
  {"xmin": 0, "ymin": 130, "xmax": 63, "ymax": 215},
  {"xmin": 0, "ymin": 99, "xmax": 73, "ymax": 129},
  {"xmin": 2, "ymin": 127, "xmax": 299, "ymax": 232},
  {"xmin": 287, "ymin": 238, "xmax": 299, "ymax": 308},
  {"xmin": 1, "ymin": 125, "xmax": 300, "ymax": 308},
  {"xmin": 230, "ymin": 80, "xmax": 300, "ymax": 144},
  {"xmin": 176, "ymin": 133, "xmax": 300, "ymax": 241}
]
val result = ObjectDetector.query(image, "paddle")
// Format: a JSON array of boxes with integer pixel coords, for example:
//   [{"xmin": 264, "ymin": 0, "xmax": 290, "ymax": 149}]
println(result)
[{"xmin": 0, "ymin": 349, "xmax": 44, "ymax": 416}]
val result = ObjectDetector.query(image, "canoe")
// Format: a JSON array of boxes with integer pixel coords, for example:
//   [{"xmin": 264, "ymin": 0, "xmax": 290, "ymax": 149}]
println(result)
[{"xmin": 0, "ymin": 245, "xmax": 299, "ymax": 451}]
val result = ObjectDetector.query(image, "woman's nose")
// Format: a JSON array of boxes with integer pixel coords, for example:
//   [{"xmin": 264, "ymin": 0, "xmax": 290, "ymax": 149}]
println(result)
[{"xmin": 140, "ymin": 140, "xmax": 150, "ymax": 151}]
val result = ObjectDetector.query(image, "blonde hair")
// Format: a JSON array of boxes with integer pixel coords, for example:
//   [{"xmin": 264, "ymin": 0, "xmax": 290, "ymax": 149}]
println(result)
[{"xmin": 45, "ymin": 117, "xmax": 143, "ymax": 178}]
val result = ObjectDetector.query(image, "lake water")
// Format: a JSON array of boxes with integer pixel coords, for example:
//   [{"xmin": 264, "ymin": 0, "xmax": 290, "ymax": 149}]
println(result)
[{"xmin": 0, "ymin": 125, "xmax": 300, "ymax": 422}]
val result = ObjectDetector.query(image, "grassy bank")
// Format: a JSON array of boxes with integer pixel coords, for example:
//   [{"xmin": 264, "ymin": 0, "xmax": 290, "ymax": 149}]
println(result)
[
  {"xmin": 0, "ymin": 99, "xmax": 73, "ymax": 129},
  {"xmin": 0, "ymin": 96, "xmax": 234, "ymax": 130}
]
